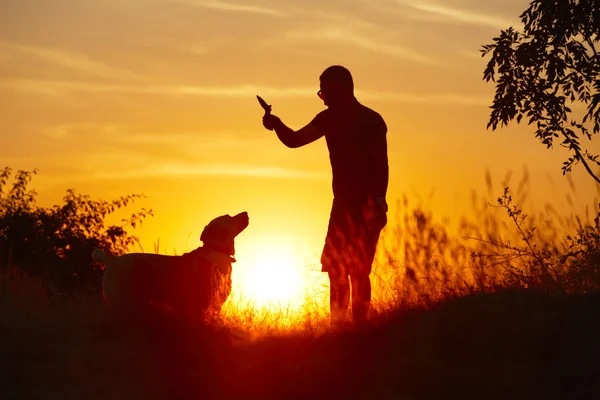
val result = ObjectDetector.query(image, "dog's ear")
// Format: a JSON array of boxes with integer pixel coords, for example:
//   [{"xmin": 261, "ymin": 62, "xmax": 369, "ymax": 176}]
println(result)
[
  {"xmin": 200, "ymin": 225, "xmax": 209, "ymax": 243},
  {"xmin": 202, "ymin": 217, "xmax": 229, "ymax": 241},
  {"xmin": 201, "ymin": 217, "xmax": 220, "ymax": 242},
  {"xmin": 201, "ymin": 218, "xmax": 235, "ymax": 255}
]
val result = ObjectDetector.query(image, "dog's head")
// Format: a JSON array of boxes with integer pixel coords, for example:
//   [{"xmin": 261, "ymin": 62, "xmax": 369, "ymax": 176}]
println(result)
[{"xmin": 200, "ymin": 211, "xmax": 249, "ymax": 257}]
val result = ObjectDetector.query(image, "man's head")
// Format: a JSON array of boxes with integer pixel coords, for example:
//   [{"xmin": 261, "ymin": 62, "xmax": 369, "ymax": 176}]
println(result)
[{"xmin": 318, "ymin": 65, "xmax": 354, "ymax": 108}]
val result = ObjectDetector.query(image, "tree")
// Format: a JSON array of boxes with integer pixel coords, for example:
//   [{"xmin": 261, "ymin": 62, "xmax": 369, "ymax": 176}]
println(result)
[
  {"xmin": 0, "ymin": 167, "xmax": 153, "ymax": 293},
  {"xmin": 481, "ymin": 0, "xmax": 600, "ymax": 184}
]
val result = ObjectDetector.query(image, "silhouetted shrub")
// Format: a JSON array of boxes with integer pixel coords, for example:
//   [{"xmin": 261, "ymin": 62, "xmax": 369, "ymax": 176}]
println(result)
[
  {"xmin": 376, "ymin": 168, "xmax": 600, "ymax": 307},
  {"xmin": 0, "ymin": 167, "xmax": 152, "ymax": 294},
  {"xmin": 467, "ymin": 187, "xmax": 600, "ymax": 294}
]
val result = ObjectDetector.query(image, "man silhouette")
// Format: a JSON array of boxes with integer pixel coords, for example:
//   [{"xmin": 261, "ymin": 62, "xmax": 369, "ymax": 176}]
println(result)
[{"xmin": 262, "ymin": 65, "xmax": 388, "ymax": 326}]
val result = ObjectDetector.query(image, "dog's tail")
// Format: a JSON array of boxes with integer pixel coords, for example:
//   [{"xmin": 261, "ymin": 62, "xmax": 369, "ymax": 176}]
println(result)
[{"xmin": 91, "ymin": 249, "xmax": 113, "ymax": 265}]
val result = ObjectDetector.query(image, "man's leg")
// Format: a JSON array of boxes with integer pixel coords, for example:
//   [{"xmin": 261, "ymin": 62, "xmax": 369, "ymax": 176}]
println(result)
[
  {"xmin": 348, "ymin": 216, "xmax": 384, "ymax": 325},
  {"xmin": 350, "ymin": 271, "xmax": 371, "ymax": 324},
  {"xmin": 328, "ymin": 270, "xmax": 350, "ymax": 327}
]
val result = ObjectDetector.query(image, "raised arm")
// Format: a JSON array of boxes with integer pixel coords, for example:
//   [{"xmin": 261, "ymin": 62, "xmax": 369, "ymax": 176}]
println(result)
[{"xmin": 270, "ymin": 117, "xmax": 325, "ymax": 149}]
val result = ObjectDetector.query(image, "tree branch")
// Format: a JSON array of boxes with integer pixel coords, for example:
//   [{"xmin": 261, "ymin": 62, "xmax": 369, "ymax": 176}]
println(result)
[
  {"xmin": 560, "ymin": 127, "xmax": 600, "ymax": 184},
  {"xmin": 586, "ymin": 37, "xmax": 598, "ymax": 56}
]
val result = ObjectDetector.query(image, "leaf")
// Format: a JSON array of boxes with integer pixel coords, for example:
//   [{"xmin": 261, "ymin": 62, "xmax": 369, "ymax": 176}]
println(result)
[{"xmin": 481, "ymin": 0, "xmax": 600, "ymax": 183}]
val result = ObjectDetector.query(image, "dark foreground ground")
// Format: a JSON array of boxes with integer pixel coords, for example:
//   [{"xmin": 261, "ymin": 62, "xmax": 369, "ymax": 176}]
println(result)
[{"xmin": 2, "ymin": 289, "xmax": 600, "ymax": 400}]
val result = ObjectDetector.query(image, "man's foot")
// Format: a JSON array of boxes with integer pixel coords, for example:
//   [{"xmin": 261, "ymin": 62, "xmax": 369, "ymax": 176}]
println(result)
[
  {"xmin": 330, "ymin": 308, "xmax": 350, "ymax": 331},
  {"xmin": 330, "ymin": 318, "xmax": 353, "ymax": 332}
]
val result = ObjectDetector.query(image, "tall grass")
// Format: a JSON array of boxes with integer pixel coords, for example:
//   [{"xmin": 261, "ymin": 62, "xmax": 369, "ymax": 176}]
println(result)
[
  {"xmin": 1, "ymin": 169, "xmax": 599, "ymax": 337},
  {"xmin": 2, "ymin": 172, "xmax": 600, "ymax": 400},
  {"xmin": 371, "ymin": 168, "xmax": 600, "ymax": 311},
  {"xmin": 207, "ymin": 166, "xmax": 598, "ymax": 336}
]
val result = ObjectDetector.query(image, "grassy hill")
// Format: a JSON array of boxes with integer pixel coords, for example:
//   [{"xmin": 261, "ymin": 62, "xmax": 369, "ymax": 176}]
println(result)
[
  {"xmin": 2, "ymin": 169, "xmax": 599, "ymax": 399},
  {"xmin": 2, "ymin": 285, "xmax": 599, "ymax": 400}
]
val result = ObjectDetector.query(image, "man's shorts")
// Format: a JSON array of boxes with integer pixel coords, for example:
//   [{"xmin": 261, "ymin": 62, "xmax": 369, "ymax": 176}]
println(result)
[{"xmin": 320, "ymin": 200, "xmax": 386, "ymax": 276}]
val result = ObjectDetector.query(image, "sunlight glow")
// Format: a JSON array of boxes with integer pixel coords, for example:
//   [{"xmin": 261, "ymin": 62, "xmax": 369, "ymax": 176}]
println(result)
[{"xmin": 231, "ymin": 235, "xmax": 314, "ymax": 311}]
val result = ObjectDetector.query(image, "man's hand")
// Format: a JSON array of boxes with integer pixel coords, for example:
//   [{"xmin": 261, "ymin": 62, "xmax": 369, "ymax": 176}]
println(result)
[
  {"xmin": 263, "ymin": 114, "xmax": 282, "ymax": 131},
  {"xmin": 363, "ymin": 197, "xmax": 387, "ymax": 231}
]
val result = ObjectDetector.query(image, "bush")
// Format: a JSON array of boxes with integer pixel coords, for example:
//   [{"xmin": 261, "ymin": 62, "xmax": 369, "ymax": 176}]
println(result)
[
  {"xmin": 463, "ymin": 187, "xmax": 600, "ymax": 294},
  {"xmin": 376, "ymin": 169, "xmax": 600, "ymax": 308},
  {"xmin": 0, "ymin": 167, "xmax": 152, "ymax": 294}
]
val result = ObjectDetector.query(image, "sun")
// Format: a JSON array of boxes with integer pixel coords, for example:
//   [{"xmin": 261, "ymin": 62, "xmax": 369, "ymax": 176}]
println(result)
[{"xmin": 231, "ymin": 235, "xmax": 310, "ymax": 311}]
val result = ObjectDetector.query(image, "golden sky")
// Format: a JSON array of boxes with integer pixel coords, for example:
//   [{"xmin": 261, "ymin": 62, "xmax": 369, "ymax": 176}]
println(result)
[{"xmin": 1, "ymin": 0, "xmax": 599, "ymax": 298}]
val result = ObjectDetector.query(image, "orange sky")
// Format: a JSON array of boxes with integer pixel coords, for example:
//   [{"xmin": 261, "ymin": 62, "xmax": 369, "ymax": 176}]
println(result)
[{"xmin": 1, "ymin": 0, "xmax": 599, "ymax": 294}]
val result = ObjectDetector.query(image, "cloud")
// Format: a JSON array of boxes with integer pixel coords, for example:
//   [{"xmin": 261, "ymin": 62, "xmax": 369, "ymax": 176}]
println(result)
[
  {"xmin": 280, "ymin": 28, "xmax": 437, "ymax": 65},
  {"xmin": 0, "ymin": 78, "xmax": 488, "ymax": 105},
  {"xmin": 171, "ymin": 0, "xmax": 285, "ymax": 16},
  {"xmin": 42, "ymin": 123, "xmax": 122, "ymax": 140},
  {"xmin": 0, "ymin": 79, "xmax": 314, "ymax": 98},
  {"xmin": 457, "ymin": 48, "xmax": 485, "ymax": 60},
  {"xmin": 90, "ymin": 163, "xmax": 328, "ymax": 180},
  {"xmin": 310, "ymin": 10, "xmax": 381, "ymax": 30},
  {"xmin": 158, "ymin": 84, "xmax": 311, "ymax": 98},
  {"xmin": 0, "ymin": 41, "xmax": 143, "ymax": 82},
  {"xmin": 0, "ymin": 79, "xmax": 114, "ymax": 96},
  {"xmin": 400, "ymin": 1, "xmax": 516, "ymax": 29},
  {"xmin": 356, "ymin": 89, "xmax": 489, "ymax": 106},
  {"xmin": 41, "ymin": 124, "xmax": 270, "ymax": 153}
]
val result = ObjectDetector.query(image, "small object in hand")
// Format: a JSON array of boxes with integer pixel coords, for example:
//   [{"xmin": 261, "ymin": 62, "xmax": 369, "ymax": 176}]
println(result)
[{"xmin": 257, "ymin": 95, "xmax": 272, "ymax": 115}]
